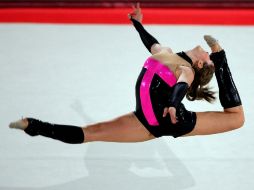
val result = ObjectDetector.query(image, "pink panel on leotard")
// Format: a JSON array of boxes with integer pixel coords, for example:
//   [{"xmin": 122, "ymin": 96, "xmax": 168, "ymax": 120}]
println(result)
[
  {"xmin": 140, "ymin": 57, "xmax": 177, "ymax": 126},
  {"xmin": 144, "ymin": 58, "xmax": 177, "ymax": 87}
]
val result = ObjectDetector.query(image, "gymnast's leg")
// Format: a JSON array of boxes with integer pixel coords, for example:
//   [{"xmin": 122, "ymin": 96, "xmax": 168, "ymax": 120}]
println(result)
[
  {"xmin": 9, "ymin": 118, "xmax": 85, "ymax": 144},
  {"xmin": 9, "ymin": 113, "xmax": 155, "ymax": 143},
  {"xmin": 184, "ymin": 36, "xmax": 245, "ymax": 136},
  {"xmin": 83, "ymin": 112, "xmax": 155, "ymax": 143}
]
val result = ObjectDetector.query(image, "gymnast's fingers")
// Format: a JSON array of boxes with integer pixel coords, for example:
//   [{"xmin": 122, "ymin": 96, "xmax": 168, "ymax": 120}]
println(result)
[
  {"xmin": 168, "ymin": 107, "xmax": 177, "ymax": 124},
  {"xmin": 163, "ymin": 107, "xmax": 168, "ymax": 117}
]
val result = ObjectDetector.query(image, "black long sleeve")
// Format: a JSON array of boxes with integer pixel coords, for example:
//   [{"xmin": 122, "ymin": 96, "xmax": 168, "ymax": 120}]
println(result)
[
  {"xmin": 130, "ymin": 18, "xmax": 159, "ymax": 53},
  {"xmin": 168, "ymin": 82, "xmax": 189, "ymax": 109}
]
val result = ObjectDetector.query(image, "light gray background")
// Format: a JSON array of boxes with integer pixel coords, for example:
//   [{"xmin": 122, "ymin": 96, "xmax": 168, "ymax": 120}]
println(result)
[{"xmin": 0, "ymin": 23, "xmax": 253, "ymax": 190}]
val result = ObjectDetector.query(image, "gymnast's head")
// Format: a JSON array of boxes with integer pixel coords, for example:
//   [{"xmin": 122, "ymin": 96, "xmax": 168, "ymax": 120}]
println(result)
[{"xmin": 186, "ymin": 45, "xmax": 215, "ymax": 103}]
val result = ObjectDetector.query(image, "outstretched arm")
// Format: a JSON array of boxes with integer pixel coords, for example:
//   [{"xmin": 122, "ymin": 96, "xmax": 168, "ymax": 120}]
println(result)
[{"xmin": 128, "ymin": 3, "xmax": 163, "ymax": 54}]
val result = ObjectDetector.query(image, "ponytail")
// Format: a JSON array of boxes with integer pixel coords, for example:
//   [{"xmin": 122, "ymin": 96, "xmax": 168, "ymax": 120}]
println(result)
[{"xmin": 186, "ymin": 63, "xmax": 216, "ymax": 103}]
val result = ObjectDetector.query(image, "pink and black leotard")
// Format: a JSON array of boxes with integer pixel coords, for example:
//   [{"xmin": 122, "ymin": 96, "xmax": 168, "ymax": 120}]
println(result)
[{"xmin": 134, "ymin": 54, "xmax": 196, "ymax": 138}]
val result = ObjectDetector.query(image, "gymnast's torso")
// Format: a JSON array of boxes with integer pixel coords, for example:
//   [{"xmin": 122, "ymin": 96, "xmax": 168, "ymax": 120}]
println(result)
[
  {"xmin": 133, "ymin": 50, "xmax": 196, "ymax": 138},
  {"xmin": 151, "ymin": 49, "xmax": 192, "ymax": 75}
]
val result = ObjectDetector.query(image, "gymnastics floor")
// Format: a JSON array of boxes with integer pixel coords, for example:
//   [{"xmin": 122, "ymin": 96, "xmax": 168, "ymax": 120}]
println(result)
[{"xmin": 0, "ymin": 12, "xmax": 254, "ymax": 190}]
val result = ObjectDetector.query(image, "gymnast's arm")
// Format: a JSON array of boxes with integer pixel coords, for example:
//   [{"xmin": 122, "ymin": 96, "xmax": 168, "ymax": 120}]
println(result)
[
  {"xmin": 128, "ymin": 3, "xmax": 169, "ymax": 54},
  {"xmin": 163, "ymin": 66, "xmax": 194, "ymax": 123}
]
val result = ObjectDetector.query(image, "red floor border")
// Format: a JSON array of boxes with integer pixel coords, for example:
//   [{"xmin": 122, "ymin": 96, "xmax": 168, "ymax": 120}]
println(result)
[{"xmin": 0, "ymin": 8, "xmax": 254, "ymax": 25}]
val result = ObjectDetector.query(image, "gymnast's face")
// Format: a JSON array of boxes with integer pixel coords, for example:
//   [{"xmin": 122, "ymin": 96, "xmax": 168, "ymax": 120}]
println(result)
[{"xmin": 193, "ymin": 45, "xmax": 214, "ymax": 69}]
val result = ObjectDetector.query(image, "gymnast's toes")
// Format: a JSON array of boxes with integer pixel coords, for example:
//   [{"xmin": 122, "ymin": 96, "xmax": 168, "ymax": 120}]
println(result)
[
  {"xmin": 9, "ymin": 118, "xmax": 28, "ymax": 130},
  {"xmin": 204, "ymin": 35, "xmax": 223, "ymax": 52}
]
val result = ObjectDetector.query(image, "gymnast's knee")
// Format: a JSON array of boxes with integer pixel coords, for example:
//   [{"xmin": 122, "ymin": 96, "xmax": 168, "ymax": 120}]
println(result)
[
  {"xmin": 225, "ymin": 105, "xmax": 245, "ymax": 130},
  {"xmin": 235, "ymin": 108, "xmax": 245, "ymax": 129}
]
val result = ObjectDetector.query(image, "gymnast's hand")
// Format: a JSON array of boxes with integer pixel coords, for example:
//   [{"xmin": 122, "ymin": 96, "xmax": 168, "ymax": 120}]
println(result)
[
  {"xmin": 128, "ymin": 2, "xmax": 143, "ymax": 23},
  {"xmin": 163, "ymin": 107, "xmax": 178, "ymax": 124}
]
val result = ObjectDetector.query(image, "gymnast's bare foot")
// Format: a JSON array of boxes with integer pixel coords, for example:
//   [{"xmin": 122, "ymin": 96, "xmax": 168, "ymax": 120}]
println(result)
[
  {"xmin": 204, "ymin": 35, "xmax": 223, "ymax": 53},
  {"xmin": 9, "ymin": 118, "xmax": 29, "ymax": 130}
]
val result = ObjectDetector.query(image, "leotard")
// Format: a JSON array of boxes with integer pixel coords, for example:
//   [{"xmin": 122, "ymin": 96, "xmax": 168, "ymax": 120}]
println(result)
[{"xmin": 134, "ymin": 53, "xmax": 196, "ymax": 138}]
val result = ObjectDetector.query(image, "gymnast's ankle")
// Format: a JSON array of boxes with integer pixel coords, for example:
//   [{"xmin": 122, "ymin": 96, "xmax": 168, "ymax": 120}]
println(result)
[
  {"xmin": 210, "ymin": 50, "xmax": 227, "ymax": 69},
  {"xmin": 9, "ymin": 117, "xmax": 42, "ymax": 136}
]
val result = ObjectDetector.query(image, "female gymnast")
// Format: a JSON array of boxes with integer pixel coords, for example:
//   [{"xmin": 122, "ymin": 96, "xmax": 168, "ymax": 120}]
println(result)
[{"xmin": 9, "ymin": 3, "xmax": 244, "ymax": 144}]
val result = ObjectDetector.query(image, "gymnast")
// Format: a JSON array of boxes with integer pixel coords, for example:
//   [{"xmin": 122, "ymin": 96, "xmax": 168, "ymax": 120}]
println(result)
[{"xmin": 9, "ymin": 3, "xmax": 244, "ymax": 144}]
